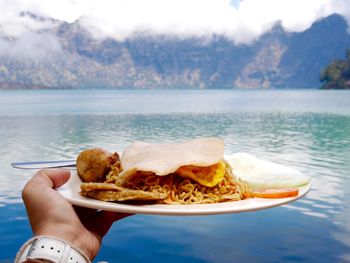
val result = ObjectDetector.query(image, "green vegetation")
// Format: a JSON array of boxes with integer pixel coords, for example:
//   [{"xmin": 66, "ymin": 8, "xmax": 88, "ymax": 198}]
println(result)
[{"xmin": 320, "ymin": 50, "xmax": 350, "ymax": 89}]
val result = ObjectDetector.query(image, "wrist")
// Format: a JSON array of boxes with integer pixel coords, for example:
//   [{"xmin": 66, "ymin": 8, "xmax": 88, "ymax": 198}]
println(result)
[
  {"xmin": 34, "ymin": 229, "xmax": 95, "ymax": 260},
  {"xmin": 15, "ymin": 236, "xmax": 91, "ymax": 263}
]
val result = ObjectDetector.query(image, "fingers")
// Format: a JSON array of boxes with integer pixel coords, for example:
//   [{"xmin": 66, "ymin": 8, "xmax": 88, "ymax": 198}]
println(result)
[
  {"xmin": 73, "ymin": 205, "xmax": 99, "ymax": 222},
  {"xmin": 74, "ymin": 205, "xmax": 132, "ymax": 234},
  {"xmin": 98, "ymin": 211, "xmax": 132, "ymax": 225},
  {"xmin": 33, "ymin": 169, "xmax": 71, "ymax": 189},
  {"xmin": 75, "ymin": 206, "xmax": 133, "ymax": 238},
  {"xmin": 94, "ymin": 211, "xmax": 133, "ymax": 237},
  {"xmin": 22, "ymin": 169, "xmax": 71, "ymax": 202}
]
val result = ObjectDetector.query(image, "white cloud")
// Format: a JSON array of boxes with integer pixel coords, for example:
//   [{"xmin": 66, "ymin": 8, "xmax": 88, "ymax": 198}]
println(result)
[
  {"xmin": 0, "ymin": 0, "xmax": 349, "ymax": 44},
  {"xmin": 0, "ymin": 32, "xmax": 62, "ymax": 60},
  {"xmin": 237, "ymin": 0, "xmax": 350, "ymax": 33}
]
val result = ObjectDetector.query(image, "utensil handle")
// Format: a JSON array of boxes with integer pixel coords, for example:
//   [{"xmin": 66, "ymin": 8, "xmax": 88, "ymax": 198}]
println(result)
[{"xmin": 11, "ymin": 160, "xmax": 76, "ymax": 170}]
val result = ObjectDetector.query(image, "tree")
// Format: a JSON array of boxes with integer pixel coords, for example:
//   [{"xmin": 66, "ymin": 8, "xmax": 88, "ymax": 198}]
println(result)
[{"xmin": 320, "ymin": 49, "xmax": 350, "ymax": 89}]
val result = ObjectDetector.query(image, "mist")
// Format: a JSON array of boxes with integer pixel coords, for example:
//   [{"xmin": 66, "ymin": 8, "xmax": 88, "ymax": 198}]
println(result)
[
  {"xmin": 0, "ymin": 32, "xmax": 62, "ymax": 60},
  {"xmin": 0, "ymin": 0, "xmax": 349, "ymax": 59}
]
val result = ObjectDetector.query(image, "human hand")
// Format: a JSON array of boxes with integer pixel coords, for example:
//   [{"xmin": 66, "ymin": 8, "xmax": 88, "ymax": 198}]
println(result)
[{"xmin": 22, "ymin": 169, "xmax": 131, "ymax": 260}]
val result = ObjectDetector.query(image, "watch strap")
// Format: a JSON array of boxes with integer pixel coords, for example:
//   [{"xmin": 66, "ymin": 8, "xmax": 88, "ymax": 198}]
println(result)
[{"xmin": 15, "ymin": 236, "xmax": 91, "ymax": 263}]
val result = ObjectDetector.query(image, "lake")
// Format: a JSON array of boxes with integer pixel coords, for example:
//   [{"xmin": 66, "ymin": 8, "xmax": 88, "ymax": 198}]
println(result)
[{"xmin": 1, "ymin": 89, "xmax": 350, "ymax": 262}]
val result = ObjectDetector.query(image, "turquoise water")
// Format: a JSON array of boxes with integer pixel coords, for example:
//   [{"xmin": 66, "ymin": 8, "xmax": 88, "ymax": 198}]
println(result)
[{"xmin": 1, "ymin": 89, "xmax": 350, "ymax": 262}]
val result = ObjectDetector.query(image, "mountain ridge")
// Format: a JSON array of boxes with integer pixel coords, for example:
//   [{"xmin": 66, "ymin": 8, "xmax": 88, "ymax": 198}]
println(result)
[{"xmin": 1, "ymin": 13, "xmax": 349, "ymax": 89}]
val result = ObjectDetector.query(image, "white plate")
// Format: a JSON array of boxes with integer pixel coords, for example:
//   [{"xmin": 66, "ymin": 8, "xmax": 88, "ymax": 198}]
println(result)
[{"xmin": 58, "ymin": 163, "xmax": 311, "ymax": 216}]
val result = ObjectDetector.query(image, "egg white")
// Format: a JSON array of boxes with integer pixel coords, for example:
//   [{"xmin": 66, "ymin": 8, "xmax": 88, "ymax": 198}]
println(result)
[{"xmin": 226, "ymin": 153, "xmax": 311, "ymax": 189}]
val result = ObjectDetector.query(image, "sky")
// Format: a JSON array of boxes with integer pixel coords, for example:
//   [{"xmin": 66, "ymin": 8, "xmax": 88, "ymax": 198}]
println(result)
[{"xmin": 0, "ymin": 0, "xmax": 350, "ymax": 58}]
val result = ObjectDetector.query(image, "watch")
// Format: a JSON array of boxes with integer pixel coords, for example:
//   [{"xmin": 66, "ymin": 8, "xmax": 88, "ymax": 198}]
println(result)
[{"xmin": 15, "ymin": 236, "xmax": 91, "ymax": 263}]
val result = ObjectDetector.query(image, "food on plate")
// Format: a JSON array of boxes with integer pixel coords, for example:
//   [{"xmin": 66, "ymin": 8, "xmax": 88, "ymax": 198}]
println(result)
[
  {"xmin": 76, "ymin": 148, "xmax": 120, "ymax": 182},
  {"xmin": 252, "ymin": 188, "xmax": 299, "ymax": 198},
  {"xmin": 76, "ymin": 139, "xmax": 309, "ymax": 204},
  {"xmin": 81, "ymin": 182, "xmax": 167, "ymax": 201},
  {"xmin": 226, "ymin": 153, "xmax": 311, "ymax": 189},
  {"xmin": 77, "ymin": 138, "xmax": 252, "ymax": 204}
]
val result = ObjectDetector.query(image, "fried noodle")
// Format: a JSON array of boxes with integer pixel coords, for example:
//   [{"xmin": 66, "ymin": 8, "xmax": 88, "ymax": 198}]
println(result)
[{"xmin": 110, "ymin": 161, "xmax": 251, "ymax": 204}]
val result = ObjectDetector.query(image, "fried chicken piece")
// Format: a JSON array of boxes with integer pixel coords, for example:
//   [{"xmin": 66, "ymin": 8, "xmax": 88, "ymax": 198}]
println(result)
[{"xmin": 76, "ymin": 148, "xmax": 120, "ymax": 182}]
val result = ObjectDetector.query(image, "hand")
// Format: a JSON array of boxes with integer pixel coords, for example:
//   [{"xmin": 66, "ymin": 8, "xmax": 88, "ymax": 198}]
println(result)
[{"xmin": 22, "ymin": 169, "xmax": 131, "ymax": 260}]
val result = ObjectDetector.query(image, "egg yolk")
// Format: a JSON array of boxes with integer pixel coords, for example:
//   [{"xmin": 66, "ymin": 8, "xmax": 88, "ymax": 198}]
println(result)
[{"xmin": 176, "ymin": 160, "xmax": 226, "ymax": 187}]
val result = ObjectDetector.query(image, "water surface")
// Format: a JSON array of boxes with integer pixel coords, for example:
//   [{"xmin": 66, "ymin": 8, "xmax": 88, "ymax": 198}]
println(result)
[{"xmin": 0, "ymin": 89, "xmax": 349, "ymax": 262}]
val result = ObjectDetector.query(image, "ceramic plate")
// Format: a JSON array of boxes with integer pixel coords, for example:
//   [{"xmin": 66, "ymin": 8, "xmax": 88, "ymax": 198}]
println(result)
[{"xmin": 58, "ymin": 162, "xmax": 310, "ymax": 216}]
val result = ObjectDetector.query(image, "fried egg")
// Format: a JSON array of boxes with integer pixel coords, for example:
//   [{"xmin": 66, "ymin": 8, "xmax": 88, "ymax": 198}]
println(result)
[
  {"xmin": 226, "ymin": 153, "xmax": 311, "ymax": 189},
  {"xmin": 176, "ymin": 160, "xmax": 226, "ymax": 187}
]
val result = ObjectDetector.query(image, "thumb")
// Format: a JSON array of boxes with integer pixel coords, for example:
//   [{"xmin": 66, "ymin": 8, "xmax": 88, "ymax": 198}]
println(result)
[
  {"xmin": 22, "ymin": 169, "xmax": 71, "ymax": 209},
  {"xmin": 23, "ymin": 170, "xmax": 70, "ymax": 197},
  {"xmin": 30, "ymin": 169, "xmax": 71, "ymax": 189}
]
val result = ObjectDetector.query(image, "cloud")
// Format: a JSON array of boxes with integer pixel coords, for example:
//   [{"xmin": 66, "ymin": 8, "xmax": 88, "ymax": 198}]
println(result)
[
  {"xmin": 0, "ymin": 32, "xmax": 62, "ymax": 60},
  {"xmin": 238, "ymin": 0, "xmax": 350, "ymax": 34},
  {"xmin": 0, "ymin": 0, "xmax": 349, "ymax": 46}
]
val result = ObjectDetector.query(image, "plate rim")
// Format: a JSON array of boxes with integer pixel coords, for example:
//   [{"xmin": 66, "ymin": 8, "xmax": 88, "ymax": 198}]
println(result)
[{"xmin": 58, "ymin": 169, "xmax": 311, "ymax": 216}]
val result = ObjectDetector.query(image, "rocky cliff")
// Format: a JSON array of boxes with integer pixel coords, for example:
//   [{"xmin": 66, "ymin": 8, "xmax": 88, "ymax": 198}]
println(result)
[{"xmin": 0, "ymin": 13, "xmax": 349, "ymax": 89}]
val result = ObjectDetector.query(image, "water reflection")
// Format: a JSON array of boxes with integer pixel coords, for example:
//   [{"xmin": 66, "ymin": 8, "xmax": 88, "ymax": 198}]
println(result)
[{"xmin": 1, "ymin": 92, "xmax": 350, "ymax": 261}]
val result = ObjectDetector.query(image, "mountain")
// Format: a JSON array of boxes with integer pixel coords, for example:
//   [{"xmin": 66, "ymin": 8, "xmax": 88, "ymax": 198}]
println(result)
[{"xmin": 0, "ymin": 13, "xmax": 350, "ymax": 89}]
